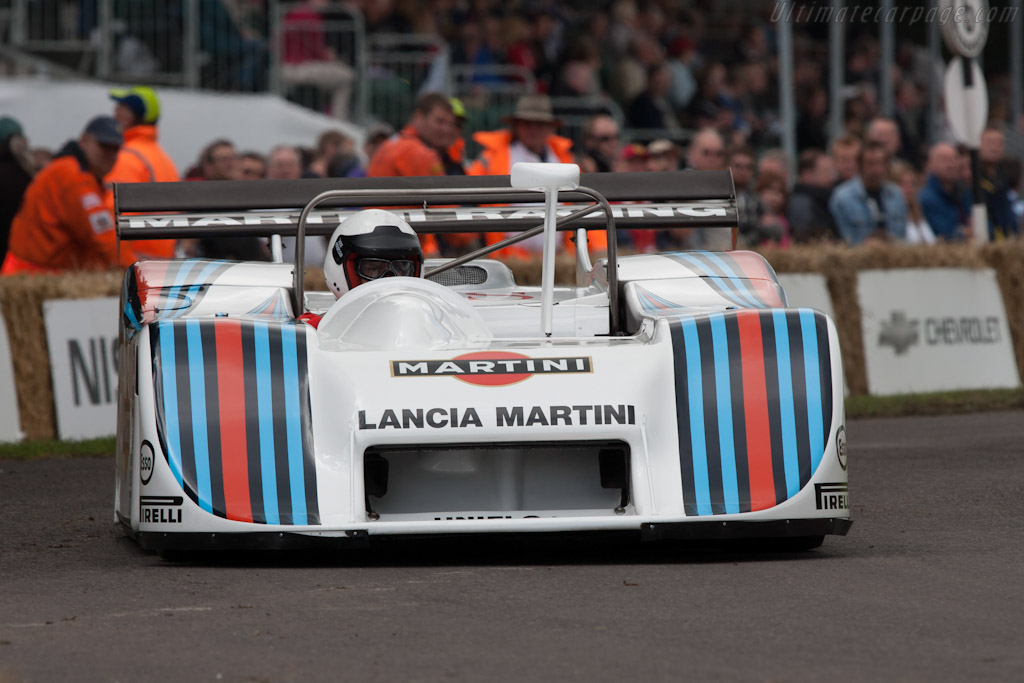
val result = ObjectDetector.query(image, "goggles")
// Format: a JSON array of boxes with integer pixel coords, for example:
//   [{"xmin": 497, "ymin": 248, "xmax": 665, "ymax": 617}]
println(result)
[{"xmin": 356, "ymin": 257, "xmax": 418, "ymax": 280}]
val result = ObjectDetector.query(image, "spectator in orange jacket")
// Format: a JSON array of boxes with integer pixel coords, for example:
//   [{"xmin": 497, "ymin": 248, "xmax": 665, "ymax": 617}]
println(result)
[
  {"xmin": 467, "ymin": 94, "xmax": 600, "ymax": 257},
  {"xmin": 368, "ymin": 93, "xmax": 458, "ymax": 256},
  {"xmin": 2, "ymin": 116, "xmax": 139, "ymax": 274},
  {"xmin": 106, "ymin": 86, "xmax": 179, "ymax": 258}
]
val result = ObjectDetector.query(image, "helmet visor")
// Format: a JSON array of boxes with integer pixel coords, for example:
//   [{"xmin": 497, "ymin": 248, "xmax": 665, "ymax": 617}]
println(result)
[{"xmin": 356, "ymin": 257, "xmax": 419, "ymax": 280}]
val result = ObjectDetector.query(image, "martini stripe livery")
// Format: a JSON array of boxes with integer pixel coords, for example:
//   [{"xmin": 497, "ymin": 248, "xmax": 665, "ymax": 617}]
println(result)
[
  {"xmin": 151, "ymin": 319, "xmax": 319, "ymax": 525},
  {"xmin": 669, "ymin": 309, "xmax": 833, "ymax": 515}
]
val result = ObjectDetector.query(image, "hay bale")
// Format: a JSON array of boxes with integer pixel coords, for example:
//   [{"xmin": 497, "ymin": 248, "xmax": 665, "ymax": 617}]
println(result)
[
  {"xmin": 981, "ymin": 241, "xmax": 1024, "ymax": 384},
  {"xmin": 0, "ymin": 271, "xmax": 122, "ymax": 440}
]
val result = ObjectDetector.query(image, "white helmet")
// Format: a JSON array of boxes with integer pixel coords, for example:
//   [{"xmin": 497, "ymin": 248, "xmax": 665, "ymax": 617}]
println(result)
[{"xmin": 323, "ymin": 209, "xmax": 424, "ymax": 298}]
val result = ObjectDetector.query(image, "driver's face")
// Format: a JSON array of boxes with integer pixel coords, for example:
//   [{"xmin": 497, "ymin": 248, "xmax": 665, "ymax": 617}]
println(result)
[{"xmin": 356, "ymin": 257, "xmax": 419, "ymax": 281}]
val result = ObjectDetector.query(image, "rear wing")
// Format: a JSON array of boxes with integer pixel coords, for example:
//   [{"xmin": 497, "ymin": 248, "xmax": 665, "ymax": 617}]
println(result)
[
  {"xmin": 115, "ymin": 169, "xmax": 737, "ymax": 336},
  {"xmin": 114, "ymin": 170, "xmax": 737, "ymax": 238}
]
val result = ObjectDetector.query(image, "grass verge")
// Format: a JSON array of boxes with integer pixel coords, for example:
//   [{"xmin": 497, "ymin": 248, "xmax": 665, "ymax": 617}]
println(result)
[
  {"xmin": 0, "ymin": 436, "xmax": 116, "ymax": 461},
  {"xmin": 846, "ymin": 387, "xmax": 1024, "ymax": 419},
  {"xmin": 1, "ymin": 389, "xmax": 1022, "ymax": 460}
]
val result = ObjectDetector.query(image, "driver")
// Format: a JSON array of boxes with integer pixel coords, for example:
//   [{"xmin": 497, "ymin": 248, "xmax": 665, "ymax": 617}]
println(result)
[{"xmin": 299, "ymin": 209, "xmax": 424, "ymax": 328}]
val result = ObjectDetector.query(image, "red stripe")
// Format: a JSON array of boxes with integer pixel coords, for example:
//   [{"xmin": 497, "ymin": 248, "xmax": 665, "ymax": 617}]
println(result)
[
  {"xmin": 736, "ymin": 310, "xmax": 775, "ymax": 510},
  {"xmin": 215, "ymin": 320, "xmax": 253, "ymax": 522}
]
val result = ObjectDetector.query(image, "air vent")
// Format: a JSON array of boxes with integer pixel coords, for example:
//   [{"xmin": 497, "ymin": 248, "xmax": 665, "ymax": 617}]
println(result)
[{"xmin": 426, "ymin": 265, "xmax": 488, "ymax": 287}]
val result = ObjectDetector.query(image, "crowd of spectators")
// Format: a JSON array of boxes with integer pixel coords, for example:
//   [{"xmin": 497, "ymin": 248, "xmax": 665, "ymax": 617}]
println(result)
[{"xmin": 4, "ymin": 0, "xmax": 1024, "ymax": 271}]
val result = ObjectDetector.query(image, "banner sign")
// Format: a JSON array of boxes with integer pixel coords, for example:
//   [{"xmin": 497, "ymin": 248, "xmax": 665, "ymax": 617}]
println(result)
[
  {"xmin": 0, "ymin": 303, "xmax": 23, "ymax": 442},
  {"xmin": 43, "ymin": 297, "xmax": 119, "ymax": 440},
  {"xmin": 858, "ymin": 268, "xmax": 1020, "ymax": 395}
]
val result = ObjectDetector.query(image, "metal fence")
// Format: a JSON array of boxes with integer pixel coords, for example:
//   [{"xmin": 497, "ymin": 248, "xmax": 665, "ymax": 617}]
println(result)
[
  {"xmin": 366, "ymin": 33, "xmax": 450, "ymax": 131},
  {"xmin": 0, "ymin": 0, "xmax": 670, "ymax": 150}
]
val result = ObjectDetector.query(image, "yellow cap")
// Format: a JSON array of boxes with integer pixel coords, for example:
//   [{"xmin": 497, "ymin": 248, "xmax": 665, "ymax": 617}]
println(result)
[
  {"xmin": 449, "ymin": 97, "xmax": 467, "ymax": 120},
  {"xmin": 110, "ymin": 86, "xmax": 161, "ymax": 125}
]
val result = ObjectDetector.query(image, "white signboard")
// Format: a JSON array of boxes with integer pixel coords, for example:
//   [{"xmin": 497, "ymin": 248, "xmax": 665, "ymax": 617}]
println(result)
[
  {"xmin": 858, "ymin": 269, "xmax": 1021, "ymax": 395},
  {"xmin": 0, "ymin": 303, "xmax": 23, "ymax": 442},
  {"xmin": 43, "ymin": 297, "xmax": 119, "ymax": 440},
  {"xmin": 777, "ymin": 273, "xmax": 835, "ymax": 320}
]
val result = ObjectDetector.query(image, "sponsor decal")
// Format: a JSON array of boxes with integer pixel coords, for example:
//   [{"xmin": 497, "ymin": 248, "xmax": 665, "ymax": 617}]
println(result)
[
  {"xmin": 89, "ymin": 211, "xmax": 114, "ymax": 234},
  {"xmin": 814, "ymin": 483, "xmax": 849, "ymax": 511},
  {"xmin": 81, "ymin": 193, "xmax": 102, "ymax": 210},
  {"xmin": 140, "ymin": 495, "xmax": 183, "ymax": 524},
  {"xmin": 878, "ymin": 311, "xmax": 919, "ymax": 354},
  {"xmin": 124, "ymin": 205, "xmax": 731, "ymax": 230},
  {"xmin": 836, "ymin": 426, "xmax": 847, "ymax": 471},
  {"xmin": 879, "ymin": 310, "xmax": 1003, "ymax": 354},
  {"xmin": 358, "ymin": 404, "xmax": 636, "ymax": 430},
  {"xmin": 140, "ymin": 440, "xmax": 155, "ymax": 485},
  {"xmin": 391, "ymin": 351, "xmax": 592, "ymax": 387}
]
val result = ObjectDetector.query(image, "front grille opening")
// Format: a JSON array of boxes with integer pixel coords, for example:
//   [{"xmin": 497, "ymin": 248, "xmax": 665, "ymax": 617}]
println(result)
[
  {"xmin": 426, "ymin": 265, "xmax": 488, "ymax": 287},
  {"xmin": 364, "ymin": 441, "xmax": 631, "ymax": 517}
]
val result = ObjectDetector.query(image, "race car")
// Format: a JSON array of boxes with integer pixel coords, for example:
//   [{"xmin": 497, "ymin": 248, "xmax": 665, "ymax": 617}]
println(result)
[{"xmin": 113, "ymin": 164, "xmax": 850, "ymax": 554}]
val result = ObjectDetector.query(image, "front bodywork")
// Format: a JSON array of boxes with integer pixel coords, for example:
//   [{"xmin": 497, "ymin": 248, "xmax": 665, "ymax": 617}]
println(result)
[{"xmin": 115, "ymin": 255, "xmax": 850, "ymax": 551}]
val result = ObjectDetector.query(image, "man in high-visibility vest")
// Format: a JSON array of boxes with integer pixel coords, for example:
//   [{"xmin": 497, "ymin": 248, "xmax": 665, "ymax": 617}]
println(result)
[
  {"xmin": 106, "ymin": 86, "xmax": 179, "ymax": 258},
  {"xmin": 2, "ymin": 116, "xmax": 139, "ymax": 273},
  {"xmin": 468, "ymin": 94, "xmax": 602, "ymax": 257}
]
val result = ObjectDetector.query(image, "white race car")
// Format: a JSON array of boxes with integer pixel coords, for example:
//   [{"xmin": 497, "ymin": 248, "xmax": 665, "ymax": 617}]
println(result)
[{"xmin": 113, "ymin": 163, "xmax": 850, "ymax": 554}]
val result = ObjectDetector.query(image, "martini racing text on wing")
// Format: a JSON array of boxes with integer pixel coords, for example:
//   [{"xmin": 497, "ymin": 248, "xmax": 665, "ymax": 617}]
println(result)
[{"xmin": 358, "ymin": 405, "xmax": 636, "ymax": 430}]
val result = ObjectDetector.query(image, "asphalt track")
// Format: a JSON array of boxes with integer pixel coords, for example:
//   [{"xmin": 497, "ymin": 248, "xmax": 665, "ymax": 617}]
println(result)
[{"xmin": 2, "ymin": 411, "xmax": 1023, "ymax": 683}]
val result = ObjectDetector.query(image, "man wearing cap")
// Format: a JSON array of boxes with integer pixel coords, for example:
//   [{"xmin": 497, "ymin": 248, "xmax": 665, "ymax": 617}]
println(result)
[
  {"xmin": 2, "ymin": 116, "xmax": 139, "ymax": 273},
  {"xmin": 107, "ymin": 86, "xmax": 179, "ymax": 258}
]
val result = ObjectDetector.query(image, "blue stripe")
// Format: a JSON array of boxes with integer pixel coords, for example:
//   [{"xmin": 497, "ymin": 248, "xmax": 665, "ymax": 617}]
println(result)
[
  {"xmin": 253, "ymin": 322, "xmax": 280, "ymax": 524},
  {"xmin": 280, "ymin": 325, "xmax": 307, "ymax": 525},
  {"xmin": 185, "ymin": 320, "xmax": 213, "ymax": 513},
  {"xmin": 157, "ymin": 323, "xmax": 183, "ymax": 487},
  {"xmin": 164, "ymin": 260, "xmax": 199, "ymax": 318},
  {"xmin": 124, "ymin": 299, "xmax": 140, "ymax": 330},
  {"xmin": 709, "ymin": 314, "xmax": 739, "ymax": 514},
  {"xmin": 642, "ymin": 288, "xmax": 685, "ymax": 311},
  {"xmin": 800, "ymin": 309, "xmax": 825, "ymax": 473},
  {"xmin": 680, "ymin": 317, "xmax": 713, "ymax": 515},
  {"xmin": 178, "ymin": 261, "xmax": 224, "ymax": 318},
  {"xmin": 695, "ymin": 251, "xmax": 767, "ymax": 309},
  {"xmin": 772, "ymin": 310, "xmax": 801, "ymax": 498},
  {"xmin": 670, "ymin": 253, "xmax": 761, "ymax": 309}
]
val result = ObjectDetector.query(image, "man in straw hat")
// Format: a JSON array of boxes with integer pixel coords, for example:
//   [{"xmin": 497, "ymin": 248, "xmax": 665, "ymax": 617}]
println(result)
[
  {"xmin": 468, "ymin": 94, "xmax": 574, "ymax": 176},
  {"xmin": 468, "ymin": 94, "xmax": 603, "ymax": 256}
]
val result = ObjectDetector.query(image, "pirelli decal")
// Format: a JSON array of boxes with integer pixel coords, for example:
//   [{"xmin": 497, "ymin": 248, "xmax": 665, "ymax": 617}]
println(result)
[
  {"xmin": 150, "ymin": 319, "xmax": 319, "ymax": 525},
  {"xmin": 669, "ymin": 309, "xmax": 833, "ymax": 516}
]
